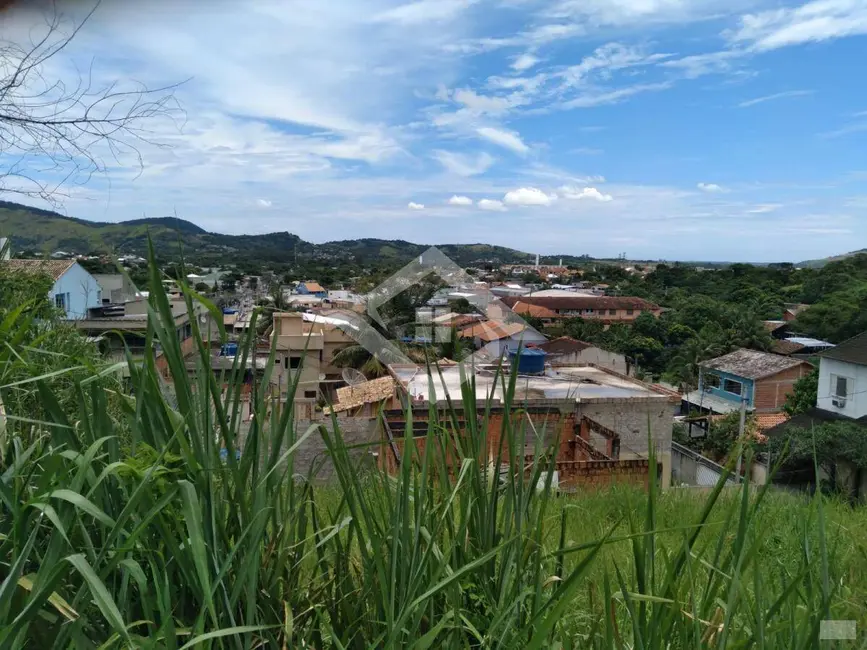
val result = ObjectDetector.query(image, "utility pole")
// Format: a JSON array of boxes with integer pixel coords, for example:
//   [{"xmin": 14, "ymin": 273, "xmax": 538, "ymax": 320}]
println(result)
[{"xmin": 735, "ymin": 396, "xmax": 747, "ymax": 481}]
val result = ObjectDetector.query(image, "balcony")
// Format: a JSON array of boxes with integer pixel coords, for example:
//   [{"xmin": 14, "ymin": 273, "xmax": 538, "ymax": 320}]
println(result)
[{"xmin": 273, "ymin": 332, "xmax": 324, "ymax": 351}]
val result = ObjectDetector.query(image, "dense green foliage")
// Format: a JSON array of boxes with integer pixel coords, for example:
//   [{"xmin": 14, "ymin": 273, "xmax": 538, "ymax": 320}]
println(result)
[
  {"xmin": 1, "ymin": 255, "xmax": 866, "ymax": 647},
  {"xmin": 783, "ymin": 368, "xmax": 820, "ymax": 415}
]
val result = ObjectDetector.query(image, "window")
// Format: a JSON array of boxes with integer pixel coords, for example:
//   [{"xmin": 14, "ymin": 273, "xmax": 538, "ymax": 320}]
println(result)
[
  {"xmin": 304, "ymin": 390, "xmax": 317, "ymax": 399},
  {"xmin": 832, "ymin": 375, "xmax": 850, "ymax": 399},
  {"xmin": 289, "ymin": 356, "xmax": 302, "ymax": 369},
  {"xmin": 626, "ymin": 309, "xmax": 634, "ymax": 316},
  {"xmin": 723, "ymin": 379, "xmax": 743, "ymax": 396},
  {"xmin": 704, "ymin": 373, "xmax": 721, "ymax": 389},
  {"xmin": 55, "ymin": 293, "xmax": 66, "ymax": 309},
  {"xmin": 609, "ymin": 309, "xmax": 617, "ymax": 316}
]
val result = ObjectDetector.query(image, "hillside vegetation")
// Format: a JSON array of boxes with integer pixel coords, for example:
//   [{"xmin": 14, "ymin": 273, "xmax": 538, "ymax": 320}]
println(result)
[{"xmin": 0, "ymin": 200, "xmax": 557, "ymax": 266}]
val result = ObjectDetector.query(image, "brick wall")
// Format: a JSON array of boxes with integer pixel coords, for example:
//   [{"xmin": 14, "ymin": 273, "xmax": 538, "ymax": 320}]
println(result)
[
  {"xmin": 753, "ymin": 363, "xmax": 812, "ymax": 412},
  {"xmin": 529, "ymin": 459, "xmax": 656, "ymax": 490}
]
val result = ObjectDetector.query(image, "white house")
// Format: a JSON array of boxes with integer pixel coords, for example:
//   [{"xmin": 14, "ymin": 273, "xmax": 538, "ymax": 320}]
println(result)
[
  {"xmin": 817, "ymin": 332, "xmax": 867, "ymax": 420},
  {"xmin": 4, "ymin": 259, "xmax": 103, "ymax": 319}
]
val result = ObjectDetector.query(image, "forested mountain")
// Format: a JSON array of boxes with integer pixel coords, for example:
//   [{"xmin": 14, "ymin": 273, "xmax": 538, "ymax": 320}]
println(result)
[{"xmin": 0, "ymin": 201, "xmax": 581, "ymax": 266}]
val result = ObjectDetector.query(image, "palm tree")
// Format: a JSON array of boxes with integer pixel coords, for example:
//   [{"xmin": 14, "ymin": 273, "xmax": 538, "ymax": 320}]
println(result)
[
  {"xmin": 332, "ymin": 342, "xmax": 427, "ymax": 379},
  {"xmin": 669, "ymin": 330, "xmax": 726, "ymax": 391}
]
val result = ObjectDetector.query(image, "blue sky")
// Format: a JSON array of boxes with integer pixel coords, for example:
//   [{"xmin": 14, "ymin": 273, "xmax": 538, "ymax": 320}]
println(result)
[{"xmin": 6, "ymin": 0, "xmax": 867, "ymax": 262}]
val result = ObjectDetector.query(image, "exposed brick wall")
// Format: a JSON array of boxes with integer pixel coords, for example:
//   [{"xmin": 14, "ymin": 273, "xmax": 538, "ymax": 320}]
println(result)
[
  {"xmin": 753, "ymin": 363, "xmax": 812, "ymax": 412},
  {"xmin": 531, "ymin": 459, "xmax": 656, "ymax": 490}
]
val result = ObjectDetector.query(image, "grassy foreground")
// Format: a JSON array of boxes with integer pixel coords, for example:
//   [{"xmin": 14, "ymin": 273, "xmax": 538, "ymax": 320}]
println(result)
[{"xmin": 1, "ymin": 257, "xmax": 866, "ymax": 648}]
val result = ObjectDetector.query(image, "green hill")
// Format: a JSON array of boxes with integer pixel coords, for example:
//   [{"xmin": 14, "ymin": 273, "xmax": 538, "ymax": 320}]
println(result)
[
  {"xmin": 797, "ymin": 249, "xmax": 867, "ymax": 269},
  {"xmin": 0, "ymin": 201, "xmax": 576, "ymax": 266}
]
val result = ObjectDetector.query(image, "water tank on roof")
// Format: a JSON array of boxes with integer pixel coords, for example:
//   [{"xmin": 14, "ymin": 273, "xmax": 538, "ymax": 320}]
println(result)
[
  {"xmin": 508, "ymin": 348, "xmax": 547, "ymax": 375},
  {"xmin": 220, "ymin": 342, "xmax": 239, "ymax": 357}
]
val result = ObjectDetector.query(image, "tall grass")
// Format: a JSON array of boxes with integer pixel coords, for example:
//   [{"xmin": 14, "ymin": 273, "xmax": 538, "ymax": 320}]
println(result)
[{"xmin": 1, "ymin": 251, "xmax": 866, "ymax": 647}]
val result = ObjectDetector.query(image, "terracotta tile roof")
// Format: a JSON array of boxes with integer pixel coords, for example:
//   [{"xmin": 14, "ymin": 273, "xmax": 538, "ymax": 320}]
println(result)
[
  {"xmin": 324, "ymin": 376, "xmax": 395, "ymax": 414},
  {"xmin": 501, "ymin": 295, "xmax": 660, "ymax": 311},
  {"xmin": 820, "ymin": 331, "xmax": 867, "ymax": 367},
  {"xmin": 3, "ymin": 259, "xmax": 75, "ymax": 281},
  {"xmin": 536, "ymin": 336, "xmax": 593, "ymax": 355},
  {"xmin": 511, "ymin": 301, "xmax": 558, "ymax": 319},
  {"xmin": 302, "ymin": 281, "xmax": 326, "ymax": 293},
  {"xmin": 754, "ymin": 413, "xmax": 789, "ymax": 432},
  {"xmin": 458, "ymin": 320, "xmax": 526, "ymax": 342},
  {"xmin": 700, "ymin": 348, "xmax": 811, "ymax": 380},
  {"xmin": 771, "ymin": 339, "xmax": 805, "ymax": 356}
]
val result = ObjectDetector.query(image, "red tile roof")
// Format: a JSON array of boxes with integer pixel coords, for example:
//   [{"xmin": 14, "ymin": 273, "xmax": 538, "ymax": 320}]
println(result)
[
  {"xmin": 3, "ymin": 259, "xmax": 75, "ymax": 281},
  {"xmin": 501, "ymin": 295, "xmax": 660, "ymax": 311},
  {"xmin": 511, "ymin": 301, "xmax": 558, "ymax": 319}
]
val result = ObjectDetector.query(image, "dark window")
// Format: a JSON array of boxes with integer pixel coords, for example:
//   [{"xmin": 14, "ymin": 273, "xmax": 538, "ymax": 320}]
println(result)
[
  {"xmin": 289, "ymin": 356, "xmax": 302, "ymax": 369},
  {"xmin": 833, "ymin": 375, "xmax": 849, "ymax": 398},
  {"xmin": 723, "ymin": 379, "xmax": 742, "ymax": 396},
  {"xmin": 626, "ymin": 309, "xmax": 634, "ymax": 316},
  {"xmin": 304, "ymin": 390, "xmax": 317, "ymax": 399},
  {"xmin": 704, "ymin": 374, "xmax": 721, "ymax": 389},
  {"xmin": 55, "ymin": 293, "xmax": 66, "ymax": 309},
  {"xmin": 609, "ymin": 309, "xmax": 617, "ymax": 315}
]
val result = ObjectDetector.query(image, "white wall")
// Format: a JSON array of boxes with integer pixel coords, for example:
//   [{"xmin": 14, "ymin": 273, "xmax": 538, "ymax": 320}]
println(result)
[
  {"xmin": 52, "ymin": 263, "xmax": 103, "ymax": 319},
  {"xmin": 817, "ymin": 357, "xmax": 867, "ymax": 419},
  {"xmin": 553, "ymin": 347, "xmax": 631, "ymax": 375}
]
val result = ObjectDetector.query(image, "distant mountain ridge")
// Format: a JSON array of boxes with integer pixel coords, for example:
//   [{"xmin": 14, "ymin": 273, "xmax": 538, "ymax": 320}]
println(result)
[
  {"xmin": 797, "ymin": 249, "xmax": 867, "ymax": 268},
  {"xmin": 0, "ymin": 201, "xmax": 572, "ymax": 266}
]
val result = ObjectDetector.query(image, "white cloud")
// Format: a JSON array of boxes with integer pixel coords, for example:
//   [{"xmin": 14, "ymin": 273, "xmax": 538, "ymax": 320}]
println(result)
[
  {"xmin": 478, "ymin": 198, "xmax": 507, "ymax": 211},
  {"xmin": 448, "ymin": 195, "xmax": 474, "ymax": 206},
  {"xmin": 698, "ymin": 182, "xmax": 725, "ymax": 193},
  {"xmin": 408, "ymin": 201, "xmax": 425, "ymax": 210},
  {"xmin": 560, "ymin": 186, "xmax": 613, "ymax": 202},
  {"xmin": 504, "ymin": 187, "xmax": 557, "ymax": 206},
  {"xmin": 738, "ymin": 90, "xmax": 813, "ymax": 108},
  {"xmin": 747, "ymin": 203, "xmax": 782, "ymax": 214},
  {"xmin": 821, "ymin": 121, "xmax": 867, "ymax": 139},
  {"xmin": 729, "ymin": 0, "xmax": 867, "ymax": 51},
  {"xmin": 476, "ymin": 126, "xmax": 530, "ymax": 154},
  {"xmin": 511, "ymin": 52, "xmax": 540, "ymax": 72},
  {"xmin": 373, "ymin": 0, "xmax": 478, "ymax": 25},
  {"xmin": 453, "ymin": 88, "xmax": 518, "ymax": 115},
  {"xmin": 433, "ymin": 150, "xmax": 496, "ymax": 176},
  {"xmin": 559, "ymin": 82, "xmax": 673, "ymax": 109},
  {"xmin": 256, "ymin": 198, "xmax": 272, "ymax": 208},
  {"xmin": 559, "ymin": 43, "xmax": 672, "ymax": 87}
]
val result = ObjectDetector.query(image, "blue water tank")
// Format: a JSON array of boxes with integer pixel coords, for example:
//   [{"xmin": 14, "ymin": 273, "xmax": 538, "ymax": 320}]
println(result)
[
  {"xmin": 220, "ymin": 342, "xmax": 239, "ymax": 357},
  {"xmin": 509, "ymin": 348, "xmax": 547, "ymax": 374}
]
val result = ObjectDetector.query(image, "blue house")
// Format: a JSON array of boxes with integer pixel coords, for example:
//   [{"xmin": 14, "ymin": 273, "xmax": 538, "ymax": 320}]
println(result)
[
  {"xmin": 5, "ymin": 259, "xmax": 102, "ymax": 320},
  {"xmin": 683, "ymin": 348, "xmax": 813, "ymax": 415},
  {"xmin": 296, "ymin": 281, "xmax": 327, "ymax": 298}
]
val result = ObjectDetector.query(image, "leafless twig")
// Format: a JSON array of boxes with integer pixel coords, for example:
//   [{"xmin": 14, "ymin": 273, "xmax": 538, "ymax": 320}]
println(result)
[{"xmin": 0, "ymin": 0, "xmax": 184, "ymax": 205}]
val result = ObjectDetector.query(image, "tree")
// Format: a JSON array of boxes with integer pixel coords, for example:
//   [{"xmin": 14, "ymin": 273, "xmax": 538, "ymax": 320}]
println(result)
[
  {"xmin": 783, "ymin": 367, "xmax": 819, "ymax": 416},
  {"xmin": 0, "ymin": 4, "xmax": 180, "ymax": 205},
  {"xmin": 194, "ymin": 282, "xmax": 209, "ymax": 294}
]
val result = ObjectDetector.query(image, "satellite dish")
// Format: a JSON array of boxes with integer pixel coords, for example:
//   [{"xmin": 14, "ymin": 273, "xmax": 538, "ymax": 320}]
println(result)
[
  {"xmin": 342, "ymin": 368, "xmax": 367, "ymax": 386},
  {"xmin": 199, "ymin": 315, "xmax": 208, "ymax": 324}
]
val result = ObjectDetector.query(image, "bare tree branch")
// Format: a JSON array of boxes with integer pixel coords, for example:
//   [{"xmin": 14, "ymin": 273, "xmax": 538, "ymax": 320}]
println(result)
[{"xmin": 0, "ymin": 0, "xmax": 184, "ymax": 206}]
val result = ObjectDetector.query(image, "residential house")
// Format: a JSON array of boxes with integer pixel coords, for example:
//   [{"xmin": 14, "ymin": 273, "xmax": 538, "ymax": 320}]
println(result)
[
  {"xmin": 458, "ymin": 319, "xmax": 547, "ymax": 357},
  {"xmin": 271, "ymin": 313, "xmax": 325, "ymax": 413},
  {"xmin": 683, "ymin": 349, "xmax": 813, "ymax": 416},
  {"xmin": 763, "ymin": 320, "xmax": 790, "ymax": 339},
  {"xmin": 816, "ymin": 332, "xmax": 867, "ymax": 420},
  {"xmin": 3, "ymin": 259, "xmax": 102, "ymax": 319},
  {"xmin": 385, "ymin": 362, "xmax": 678, "ymax": 489},
  {"xmin": 92, "ymin": 273, "xmax": 139, "ymax": 304},
  {"xmin": 536, "ymin": 336, "xmax": 633, "ymax": 376},
  {"xmin": 763, "ymin": 332, "xmax": 867, "ymax": 498},
  {"xmin": 296, "ymin": 281, "xmax": 327, "ymax": 298},
  {"xmin": 76, "ymin": 296, "xmax": 205, "ymax": 378},
  {"xmin": 501, "ymin": 296, "xmax": 661, "ymax": 323},
  {"xmin": 771, "ymin": 336, "xmax": 835, "ymax": 357}
]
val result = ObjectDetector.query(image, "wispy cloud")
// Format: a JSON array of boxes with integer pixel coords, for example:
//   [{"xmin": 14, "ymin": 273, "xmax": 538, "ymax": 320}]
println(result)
[
  {"xmin": 476, "ymin": 126, "xmax": 530, "ymax": 154},
  {"xmin": 698, "ymin": 182, "xmax": 725, "ymax": 193},
  {"xmin": 819, "ymin": 122, "xmax": 867, "ymax": 139},
  {"xmin": 737, "ymin": 90, "xmax": 813, "ymax": 108},
  {"xmin": 433, "ymin": 150, "xmax": 496, "ymax": 176}
]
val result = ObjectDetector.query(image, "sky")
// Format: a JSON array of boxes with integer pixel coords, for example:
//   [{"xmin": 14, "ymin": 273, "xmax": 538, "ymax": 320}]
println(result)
[{"xmin": 3, "ymin": 0, "xmax": 867, "ymax": 262}]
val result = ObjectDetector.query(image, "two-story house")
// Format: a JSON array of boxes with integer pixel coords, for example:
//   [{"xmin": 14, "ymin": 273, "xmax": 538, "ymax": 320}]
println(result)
[
  {"xmin": 4, "ymin": 259, "xmax": 102, "ymax": 319},
  {"xmin": 296, "ymin": 281, "xmax": 327, "ymax": 298},
  {"xmin": 684, "ymin": 349, "xmax": 813, "ymax": 415}
]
